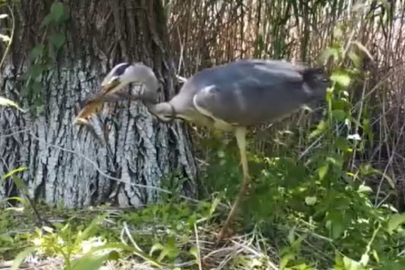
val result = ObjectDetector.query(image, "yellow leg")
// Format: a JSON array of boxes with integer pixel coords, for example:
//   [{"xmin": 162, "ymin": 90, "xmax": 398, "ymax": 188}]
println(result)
[{"xmin": 217, "ymin": 127, "xmax": 251, "ymax": 241}]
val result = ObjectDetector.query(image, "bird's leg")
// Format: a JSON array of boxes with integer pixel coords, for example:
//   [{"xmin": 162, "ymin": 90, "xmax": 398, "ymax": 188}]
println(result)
[{"xmin": 217, "ymin": 127, "xmax": 251, "ymax": 241}]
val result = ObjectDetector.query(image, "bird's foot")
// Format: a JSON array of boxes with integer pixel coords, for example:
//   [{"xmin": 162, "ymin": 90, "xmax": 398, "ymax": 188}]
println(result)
[
  {"xmin": 242, "ymin": 174, "xmax": 255, "ymax": 195},
  {"xmin": 216, "ymin": 225, "xmax": 234, "ymax": 243}
]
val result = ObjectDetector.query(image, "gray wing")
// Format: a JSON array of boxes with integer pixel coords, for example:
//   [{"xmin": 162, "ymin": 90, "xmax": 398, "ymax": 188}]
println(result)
[{"xmin": 192, "ymin": 60, "xmax": 308, "ymax": 126}]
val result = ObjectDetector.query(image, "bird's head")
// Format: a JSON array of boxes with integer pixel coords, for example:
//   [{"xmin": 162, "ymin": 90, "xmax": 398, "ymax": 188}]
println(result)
[
  {"xmin": 75, "ymin": 62, "xmax": 160, "ymax": 123},
  {"xmin": 100, "ymin": 62, "xmax": 159, "ymax": 102}
]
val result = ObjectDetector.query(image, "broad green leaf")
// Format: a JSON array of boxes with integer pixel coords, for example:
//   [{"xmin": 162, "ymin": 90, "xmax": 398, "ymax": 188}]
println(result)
[
  {"xmin": 82, "ymin": 243, "xmax": 161, "ymax": 267},
  {"xmin": 0, "ymin": 234, "xmax": 14, "ymax": 243},
  {"xmin": 4, "ymin": 197, "xmax": 27, "ymax": 207},
  {"xmin": 40, "ymin": 14, "xmax": 53, "ymax": 28},
  {"xmin": 318, "ymin": 165, "xmax": 329, "ymax": 180},
  {"xmin": 189, "ymin": 246, "xmax": 198, "ymax": 260},
  {"xmin": 50, "ymin": 2, "xmax": 65, "ymax": 23},
  {"xmin": 209, "ymin": 196, "xmax": 221, "ymax": 215},
  {"xmin": 74, "ymin": 215, "xmax": 106, "ymax": 246},
  {"xmin": 332, "ymin": 110, "xmax": 346, "ymax": 121},
  {"xmin": 372, "ymin": 250, "xmax": 379, "ymax": 263},
  {"xmin": 336, "ymin": 137, "xmax": 349, "ymax": 151},
  {"xmin": 149, "ymin": 242, "xmax": 165, "ymax": 255},
  {"xmin": 11, "ymin": 247, "xmax": 36, "ymax": 270},
  {"xmin": 0, "ymin": 97, "xmax": 26, "ymax": 112},
  {"xmin": 331, "ymin": 72, "xmax": 351, "ymax": 87},
  {"xmin": 387, "ymin": 213, "xmax": 405, "ymax": 234},
  {"xmin": 42, "ymin": 226, "xmax": 54, "ymax": 233},
  {"xmin": 70, "ymin": 252, "xmax": 118, "ymax": 270},
  {"xmin": 360, "ymin": 253, "xmax": 369, "ymax": 266},
  {"xmin": 348, "ymin": 51, "xmax": 361, "ymax": 68},
  {"xmin": 280, "ymin": 253, "xmax": 294, "ymax": 269},
  {"xmin": 309, "ymin": 120, "xmax": 327, "ymax": 139},
  {"xmin": 50, "ymin": 33, "xmax": 66, "ymax": 49},
  {"xmin": 331, "ymin": 221, "xmax": 344, "ymax": 239},
  {"xmin": 305, "ymin": 196, "xmax": 317, "ymax": 205},
  {"xmin": 358, "ymin": 184, "xmax": 373, "ymax": 194},
  {"xmin": 318, "ymin": 47, "xmax": 339, "ymax": 63},
  {"xmin": 29, "ymin": 45, "xmax": 45, "ymax": 61},
  {"xmin": 12, "ymin": 174, "xmax": 29, "ymax": 193},
  {"xmin": 343, "ymin": 256, "xmax": 363, "ymax": 270},
  {"xmin": 326, "ymin": 155, "xmax": 344, "ymax": 168}
]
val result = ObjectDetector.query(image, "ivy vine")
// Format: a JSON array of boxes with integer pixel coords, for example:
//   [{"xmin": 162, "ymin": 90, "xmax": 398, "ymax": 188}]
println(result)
[{"xmin": 22, "ymin": 2, "xmax": 69, "ymax": 116}]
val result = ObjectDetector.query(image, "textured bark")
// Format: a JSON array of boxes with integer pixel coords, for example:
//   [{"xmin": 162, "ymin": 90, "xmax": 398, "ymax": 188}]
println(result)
[{"xmin": 0, "ymin": 0, "xmax": 198, "ymax": 207}]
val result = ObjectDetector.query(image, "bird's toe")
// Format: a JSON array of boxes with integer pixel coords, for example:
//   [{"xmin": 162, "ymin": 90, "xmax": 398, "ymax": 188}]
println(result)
[{"xmin": 216, "ymin": 226, "xmax": 234, "ymax": 242}]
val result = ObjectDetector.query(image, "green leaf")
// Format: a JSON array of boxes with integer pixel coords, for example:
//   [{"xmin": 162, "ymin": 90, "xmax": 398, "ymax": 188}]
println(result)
[
  {"xmin": 40, "ymin": 14, "xmax": 53, "ymax": 28},
  {"xmin": 309, "ymin": 120, "xmax": 328, "ymax": 139},
  {"xmin": 331, "ymin": 71, "xmax": 351, "ymax": 87},
  {"xmin": 331, "ymin": 221, "xmax": 344, "ymax": 239},
  {"xmin": 70, "ymin": 252, "xmax": 118, "ymax": 270},
  {"xmin": 209, "ymin": 196, "xmax": 221, "ymax": 216},
  {"xmin": 12, "ymin": 174, "xmax": 29, "ymax": 193},
  {"xmin": 348, "ymin": 51, "xmax": 361, "ymax": 68},
  {"xmin": 387, "ymin": 213, "xmax": 405, "ymax": 234},
  {"xmin": 343, "ymin": 256, "xmax": 363, "ymax": 270},
  {"xmin": 0, "ymin": 97, "xmax": 26, "ymax": 112},
  {"xmin": 42, "ymin": 226, "xmax": 54, "ymax": 233},
  {"xmin": 2, "ymin": 167, "xmax": 28, "ymax": 179},
  {"xmin": 372, "ymin": 250, "xmax": 379, "ymax": 263},
  {"xmin": 11, "ymin": 247, "xmax": 36, "ymax": 270},
  {"xmin": 189, "ymin": 246, "xmax": 198, "ymax": 260},
  {"xmin": 50, "ymin": 33, "xmax": 66, "ymax": 49},
  {"xmin": 280, "ymin": 253, "xmax": 294, "ymax": 269},
  {"xmin": 29, "ymin": 45, "xmax": 45, "ymax": 61},
  {"xmin": 318, "ymin": 47, "xmax": 339, "ymax": 63},
  {"xmin": 50, "ymin": 2, "xmax": 65, "ymax": 23},
  {"xmin": 358, "ymin": 184, "xmax": 373, "ymax": 194},
  {"xmin": 332, "ymin": 110, "xmax": 346, "ymax": 121},
  {"xmin": 149, "ymin": 243, "xmax": 165, "ymax": 255},
  {"xmin": 318, "ymin": 164, "xmax": 329, "ymax": 180},
  {"xmin": 305, "ymin": 196, "xmax": 317, "ymax": 206},
  {"xmin": 336, "ymin": 137, "xmax": 350, "ymax": 151},
  {"xmin": 82, "ymin": 243, "xmax": 162, "ymax": 267},
  {"xmin": 360, "ymin": 253, "xmax": 369, "ymax": 266},
  {"xmin": 74, "ymin": 215, "xmax": 105, "ymax": 246}
]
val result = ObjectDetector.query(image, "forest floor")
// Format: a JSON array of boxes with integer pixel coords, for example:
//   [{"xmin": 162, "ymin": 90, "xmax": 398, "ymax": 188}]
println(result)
[{"xmin": 0, "ymin": 200, "xmax": 281, "ymax": 270}]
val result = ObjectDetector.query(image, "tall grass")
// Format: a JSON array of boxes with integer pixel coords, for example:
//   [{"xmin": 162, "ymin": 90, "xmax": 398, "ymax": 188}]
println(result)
[{"xmin": 166, "ymin": 0, "xmax": 405, "ymax": 208}]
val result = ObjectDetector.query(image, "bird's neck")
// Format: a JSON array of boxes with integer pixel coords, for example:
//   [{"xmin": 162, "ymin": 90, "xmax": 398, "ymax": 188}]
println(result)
[
  {"xmin": 130, "ymin": 63, "xmax": 160, "ymax": 103},
  {"xmin": 144, "ymin": 101, "xmax": 177, "ymax": 122},
  {"xmin": 140, "ymin": 76, "xmax": 159, "ymax": 104}
]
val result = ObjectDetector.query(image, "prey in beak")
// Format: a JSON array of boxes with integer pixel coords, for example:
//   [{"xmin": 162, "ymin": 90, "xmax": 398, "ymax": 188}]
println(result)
[
  {"xmin": 74, "ymin": 79, "xmax": 121, "ymax": 125},
  {"xmin": 74, "ymin": 63, "xmax": 134, "ymax": 125}
]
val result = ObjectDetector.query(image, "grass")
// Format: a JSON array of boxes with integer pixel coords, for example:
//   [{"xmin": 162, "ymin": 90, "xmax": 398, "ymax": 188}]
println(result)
[
  {"xmin": 1, "ymin": 0, "xmax": 405, "ymax": 270},
  {"xmin": 0, "ymin": 198, "xmax": 282, "ymax": 270}
]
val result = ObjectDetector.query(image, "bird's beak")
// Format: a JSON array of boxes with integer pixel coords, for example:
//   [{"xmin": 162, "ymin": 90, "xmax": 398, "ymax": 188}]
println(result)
[
  {"xmin": 73, "ymin": 80, "xmax": 119, "ymax": 124},
  {"xmin": 101, "ymin": 79, "xmax": 121, "ymax": 95}
]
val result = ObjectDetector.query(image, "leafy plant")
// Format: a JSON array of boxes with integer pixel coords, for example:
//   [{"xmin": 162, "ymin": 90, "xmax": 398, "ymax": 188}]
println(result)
[{"xmin": 21, "ymin": 1, "xmax": 69, "ymax": 116}]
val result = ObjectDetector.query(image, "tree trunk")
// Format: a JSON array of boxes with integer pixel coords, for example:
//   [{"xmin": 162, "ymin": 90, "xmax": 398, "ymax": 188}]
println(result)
[{"xmin": 0, "ymin": 0, "xmax": 198, "ymax": 208}]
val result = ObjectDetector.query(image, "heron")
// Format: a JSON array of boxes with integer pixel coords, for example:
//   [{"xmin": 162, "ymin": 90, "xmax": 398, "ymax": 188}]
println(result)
[{"xmin": 75, "ymin": 59, "xmax": 330, "ymax": 240}]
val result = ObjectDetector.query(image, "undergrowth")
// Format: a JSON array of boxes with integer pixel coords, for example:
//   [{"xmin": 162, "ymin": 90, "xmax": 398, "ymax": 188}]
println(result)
[{"xmin": 2, "ymin": 1, "xmax": 405, "ymax": 270}]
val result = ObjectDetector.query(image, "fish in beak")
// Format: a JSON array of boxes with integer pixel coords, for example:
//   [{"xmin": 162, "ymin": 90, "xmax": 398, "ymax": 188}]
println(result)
[{"xmin": 74, "ymin": 77, "xmax": 122, "ymax": 125}]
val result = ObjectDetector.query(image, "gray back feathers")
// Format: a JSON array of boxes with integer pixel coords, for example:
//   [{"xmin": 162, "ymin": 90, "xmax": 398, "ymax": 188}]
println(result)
[{"xmin": 169, "ymin": 59, "xmax": 329, "ymax": 127}]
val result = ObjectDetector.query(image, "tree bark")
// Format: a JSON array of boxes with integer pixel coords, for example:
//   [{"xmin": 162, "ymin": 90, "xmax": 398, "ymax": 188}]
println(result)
[{"xmin": 0, "ymin": 0, "xmax": 198, "ymax": 208}]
